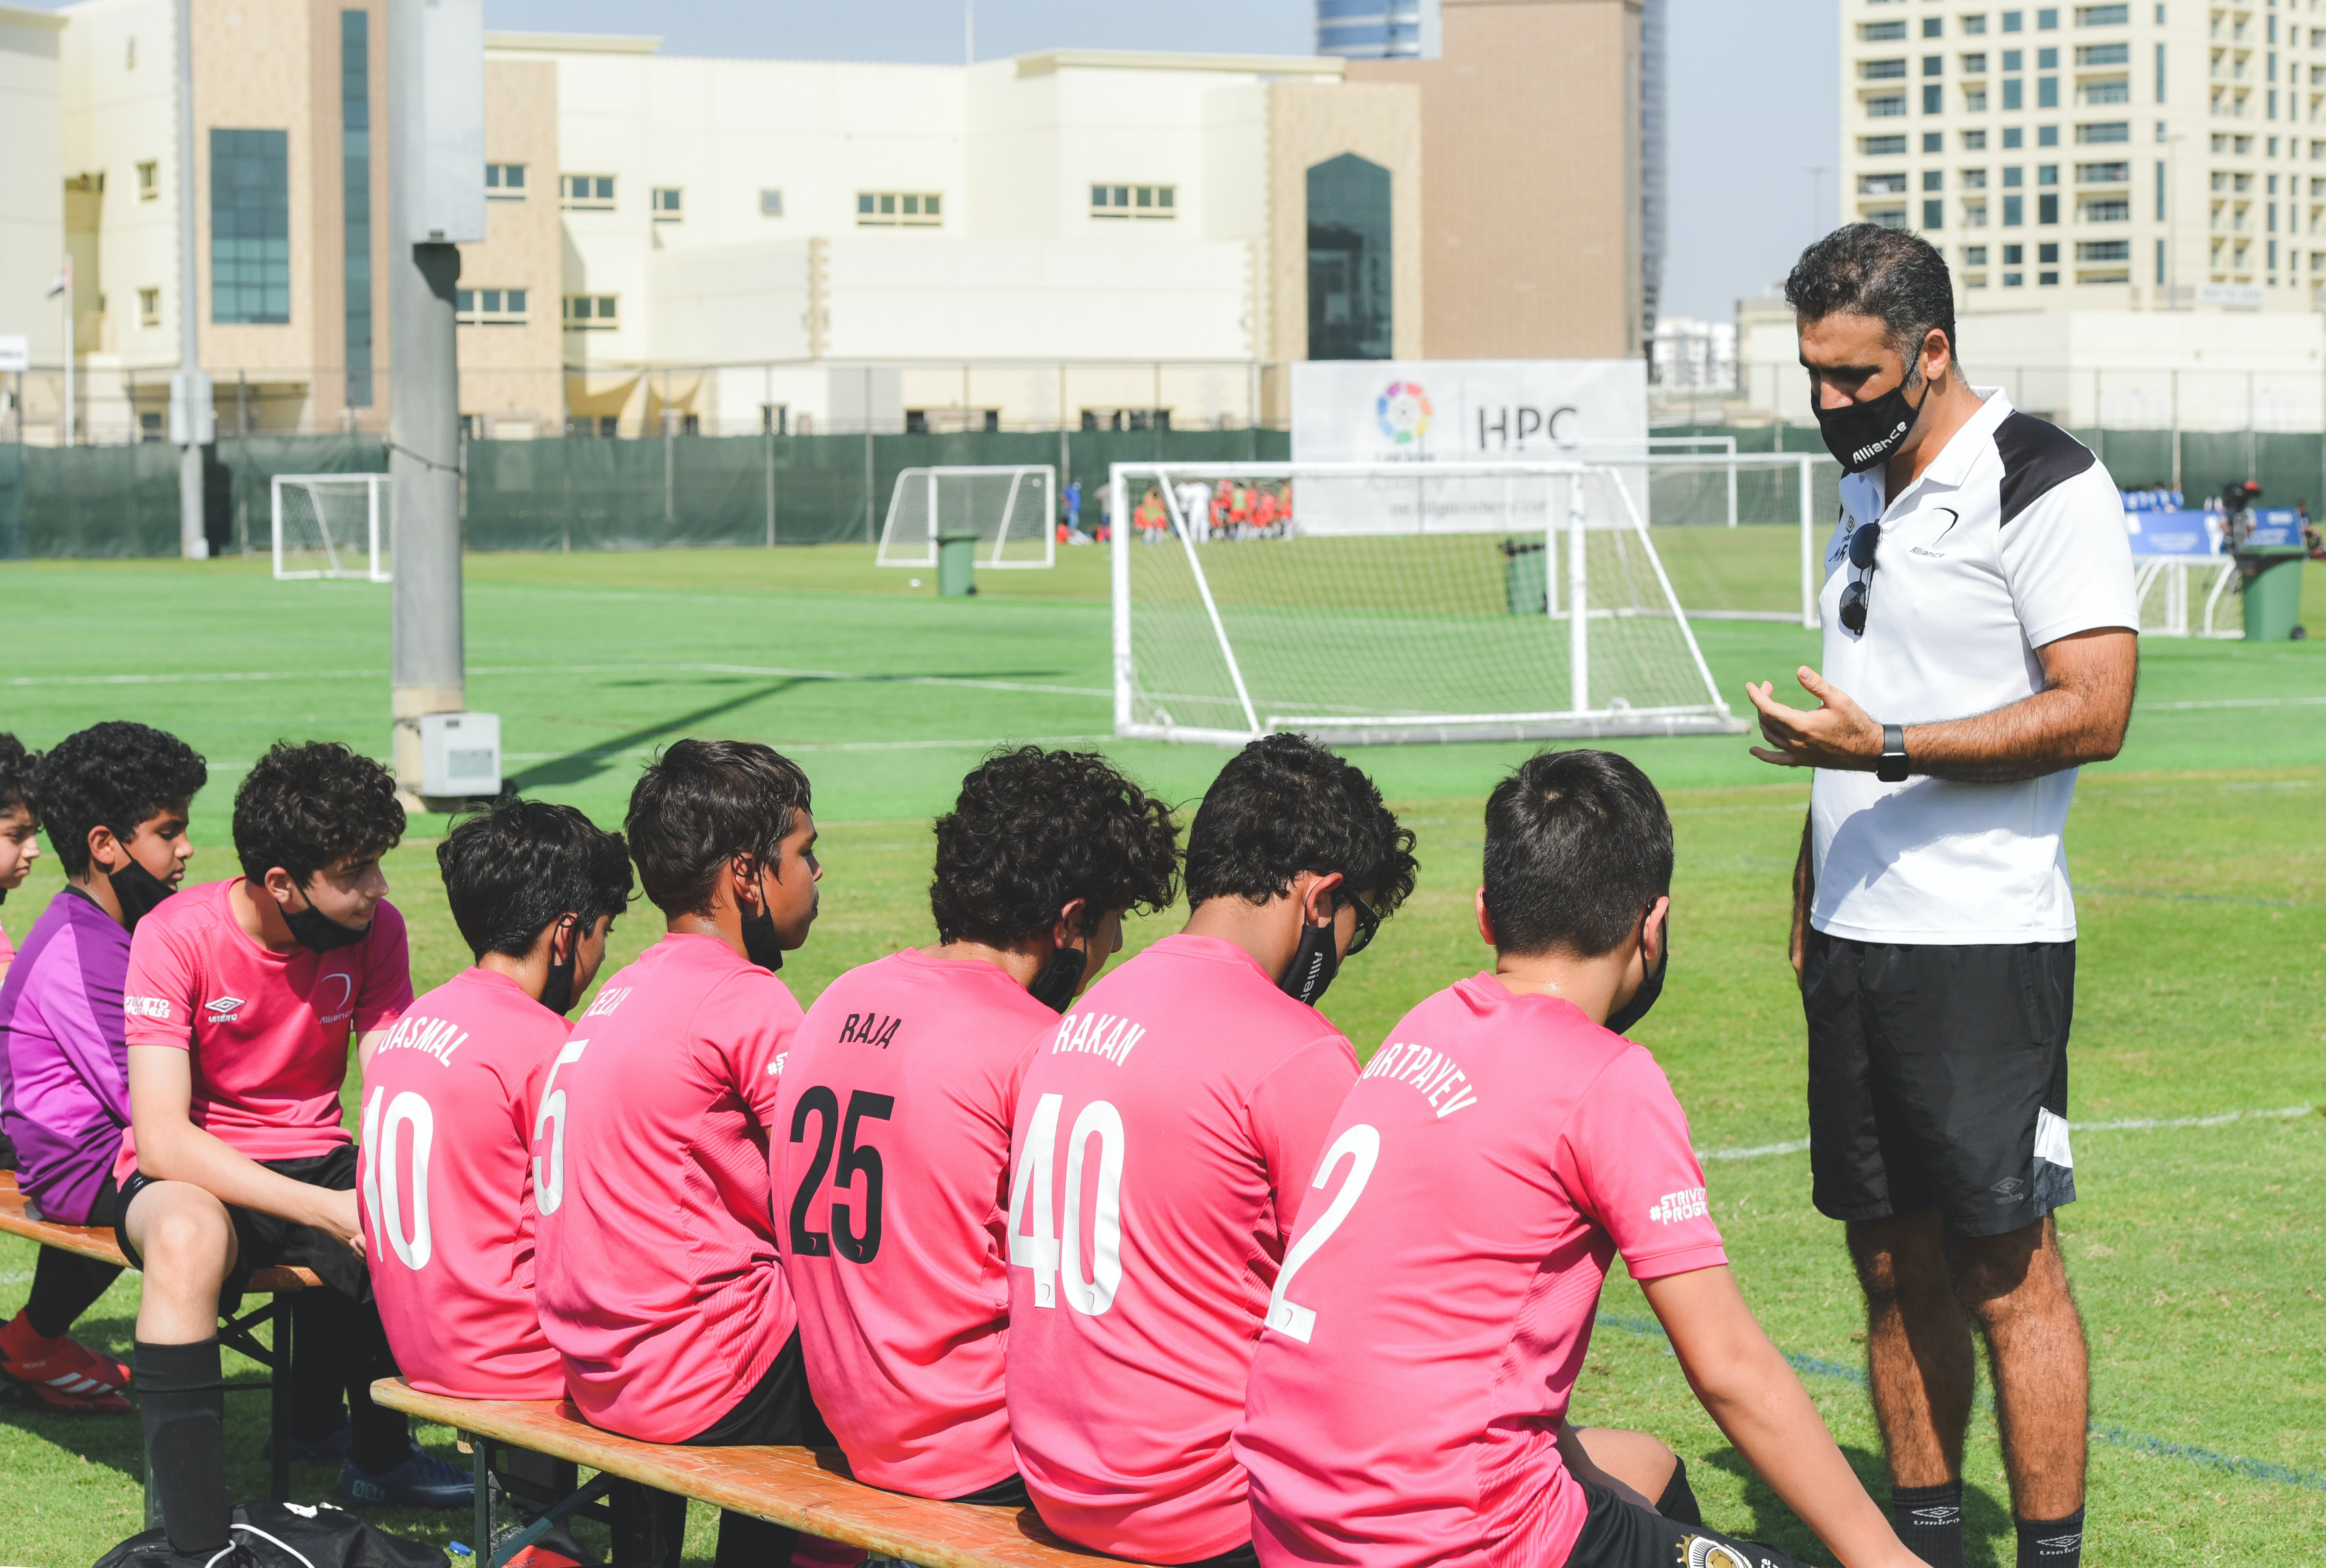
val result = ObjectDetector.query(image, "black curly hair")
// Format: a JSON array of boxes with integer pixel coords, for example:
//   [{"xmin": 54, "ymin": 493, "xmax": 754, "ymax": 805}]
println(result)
[
  {"xmin": 1183, "ymin": 732, "xmax": 1417, "ymax": 916},
  {"xmin": 232, "ymin": 740, "xmax": 405, "ymax": 886},
  {"xmin": 1482, "ymin": 750, "xmax": 1672, "ymax": 958},
  {"xmin": 625, "ymin": 738, "xmax": 812, "ymax": 918},
  {"xmin": 929, "ymin": 747, "xmax": 1180, "ymax": 946},
  {"xmin": 0, "ymin": 733, "xmax": 34, "ymax": 823},
  {"xmin": 439, "ymin": 798, "xmax": 634, "ymax": 960},
  {"xmin": 32, "ymin": 723, "xmax": 210, "ymax": 880}
]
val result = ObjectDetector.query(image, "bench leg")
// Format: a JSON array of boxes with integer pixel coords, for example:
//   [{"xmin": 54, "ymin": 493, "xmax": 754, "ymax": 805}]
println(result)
[
  {"xmin": 269, "ymin": 1294, "xmax": 293, "ymax": 1503},
  {"xmin": 608, "ymin": 1478, "xmax": 685, "ymax": 1568}
]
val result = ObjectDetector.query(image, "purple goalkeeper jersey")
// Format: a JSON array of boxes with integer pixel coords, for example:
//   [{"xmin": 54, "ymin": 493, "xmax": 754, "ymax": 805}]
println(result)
[{"xmin": 0, "ymin": 889, "xmax": 132, "ymax": 1224}]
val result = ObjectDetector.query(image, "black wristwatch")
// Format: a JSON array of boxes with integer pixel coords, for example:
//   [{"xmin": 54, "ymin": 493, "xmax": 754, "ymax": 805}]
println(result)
[{"xmin": 1876, "ymin": 723, "xmax": 1910, "ymax": 783}]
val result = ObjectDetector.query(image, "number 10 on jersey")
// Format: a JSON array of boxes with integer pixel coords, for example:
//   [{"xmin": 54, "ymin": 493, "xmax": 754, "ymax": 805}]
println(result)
[{"xmin": 1008, "ymin": 1092, "xmax": 1125, "ymax": 1316}]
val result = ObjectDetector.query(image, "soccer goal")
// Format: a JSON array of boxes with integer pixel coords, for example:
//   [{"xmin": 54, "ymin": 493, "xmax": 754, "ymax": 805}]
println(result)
[
  {"xmin": 272, "ymin": 473, "xmax": 392, "ymax": 582},
  {"xmin": 876, "ymin": 466, "xmax": 1057, "ymax": 570},
  {"xmin": 1109, "ymin": 461, "xmax": 1749, "ymax": 746}
]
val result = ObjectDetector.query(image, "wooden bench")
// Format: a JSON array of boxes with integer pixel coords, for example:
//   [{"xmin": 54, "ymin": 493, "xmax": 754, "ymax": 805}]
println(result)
[
  {"xmin": 370, "ymin": 1377, "xmax": 1127, "ymax": 1568},
  {"xmin": 0, "ymin": 1169, "xmax": 320, "ymax": 1502}
]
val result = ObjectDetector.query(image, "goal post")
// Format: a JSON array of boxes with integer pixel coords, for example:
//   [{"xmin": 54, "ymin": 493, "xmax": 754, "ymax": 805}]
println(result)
[
  {"xmin": 876, "ymin": 465, "xmax": 1058, "ymax": 570},
  {"xmin": 272, "ymin": 472, "xmax": 392, "ymax": 582},
  {"xmin": 1109, "ymin": 460, "xmax": 1749, "ymax": 747}
]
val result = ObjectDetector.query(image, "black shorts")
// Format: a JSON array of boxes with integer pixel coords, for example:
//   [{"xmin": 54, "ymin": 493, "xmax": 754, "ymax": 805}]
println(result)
[
  {"xmin": 1568, "ymin": 1478, "xmax": 1810, "ymax": 1568},
  {"xmin": 118, "ymin": 1143, "xmax": 374, "ymax": 1305},
  {"xmin": 680, "ymin": 1328, "xmax": 833, "ymax": 1448},
  {"xmin": 1803, "ymin": 931, "xmax": 2077, "ymax": 1239}
]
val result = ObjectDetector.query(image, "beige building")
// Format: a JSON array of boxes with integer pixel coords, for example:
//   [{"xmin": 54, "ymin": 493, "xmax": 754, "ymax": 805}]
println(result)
[
  {"xmin": 0, "ymin": 1, "xmax": 65, "ymax": 435},
  {"xmin": 1351, "ymin": 0, "xmax": 1649, "ymax": 360},
  {"xmin": 1839, "ymin": 0, "xmax": 2326, "ymax": 312}
]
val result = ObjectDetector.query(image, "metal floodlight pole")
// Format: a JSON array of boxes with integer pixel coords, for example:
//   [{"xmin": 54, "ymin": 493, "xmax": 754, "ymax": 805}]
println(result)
[
  {"xmin": 173, "ymin": 0, "xmax": 210, "ymax": 559},
  {"xmin": 387, "ymin": 0, "xmax": 484, "ymax": 801}
]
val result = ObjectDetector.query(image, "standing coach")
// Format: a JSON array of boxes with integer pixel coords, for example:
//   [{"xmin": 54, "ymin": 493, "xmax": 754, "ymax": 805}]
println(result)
[{"xmin": 1746, "ymin": 225, "xmax": 2137, "ymax": 1568}]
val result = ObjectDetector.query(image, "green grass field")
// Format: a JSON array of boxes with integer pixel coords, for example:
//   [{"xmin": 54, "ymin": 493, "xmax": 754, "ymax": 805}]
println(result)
[{"xmin": 1, "ymin": 540, "xmax": 2322, "ymax": 1566}]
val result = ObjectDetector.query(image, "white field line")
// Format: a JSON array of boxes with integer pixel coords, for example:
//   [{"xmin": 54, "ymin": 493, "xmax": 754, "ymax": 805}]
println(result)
[
  {"xmin": 3, "ymin": 662, "xmax": 1111, "ymax": 700},
  {"xmin": 2137, "ymin": 694, "xmax": 2326, "ymax": 711},
  {"xmin": 1696, "ymin": 1103, "xmax": 2314, "ymax": 1163}
]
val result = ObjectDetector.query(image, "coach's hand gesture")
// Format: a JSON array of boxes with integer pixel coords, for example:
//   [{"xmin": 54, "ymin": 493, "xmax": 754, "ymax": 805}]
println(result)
[{"xmin": 1747, "ymin": 668, "xmax": 1880, "ymax": 771}]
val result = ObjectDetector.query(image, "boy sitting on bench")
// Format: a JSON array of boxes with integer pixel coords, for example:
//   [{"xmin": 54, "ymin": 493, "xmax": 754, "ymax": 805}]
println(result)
[
  {"xmin": 534, "ymin": 740, "xmax": 829, "ymax": 1568},
  {"xmin": 0, "ymin": 724, "xmax": 205, "ymax": 1413},
  {"xmin": 120, "ymin": 742, "xmax": 469, "ymax": 1562}
]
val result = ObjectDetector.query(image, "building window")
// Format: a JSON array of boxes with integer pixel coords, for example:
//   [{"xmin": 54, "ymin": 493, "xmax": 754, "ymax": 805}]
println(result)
[
  {"xmin": 561, "ymin": 174, "xmax": 616, "ymax": 209},
  {"xmin": 1307, "ymin": 151, "xmax": 1393, "ymax": 361},
  {"xmin": 211, "ymin": 127, "xmax": 290, "ymax": 325},
  {"xmin": 2006, "ymin": 193, "xmax": 2027, "ymax": 223},
  {"xmin": 2038, "ymin": 6, "xmax": 2059, "ymax": 25},
  {"xmin": 1867, "ymin": 205, "xmax": 1912, "ymax": 227},
  {"xmin": 1863, "ymin": 58, "xmax": 1909, "ymax": 79},
  {"xmin": 2074, "ymin": 4, "xmax": 2128, "ymax": 24},
  {"xmin": 2077, "ymin": 41, "xmax": 2128, "ymax": 66},
  {"xmin": 1925, "ymin": 131, "xmax": 1945, "ymax": 151},
  {"xmin": 652, "ymin": 187, "xmax": 682, "ymax": 221},
  {"xmin": 1965, "ymin": 245, "xmax": 1991, "ymax": 264},
  {"xmin": 1862, "ymin": 134, "xmax": 1910, "ymax": 155},
  {"xmin": 760, "ymin": 188, "xmax": 784, "ymax": 217},
  {"xmin": 137, "ymin": 160, "xmax": 159, "ymax": 200},
  {"xmin": 2004, "ymin": 125, "xmax": 2025, "ymax": 147},
  {"xmin": 2078, "ymin": 76, "xmax": 2129, "ymax": 105},
  {"xmin": 1860, "ymin": 171, "xmax": 1911, "ymax": 193},
  {"xmin": 340, "ymin": 10, "xmax": 373, "ymax": 405},
  {"xmin": 486, "ymin": 162, "xmax": 526, "ymax": 198},
  {"xmin": 1925, "ymin": 54, "xmax": 1944, "ymax": 76},
  {"xmin": 1925, "ymin": 83, "xmax": 1945, "ymax": 112},
  {"xmin": 1962, "ymin": 167, "xmax": 1991, "ymax": 188},
  {"xmin": 1964, "ymin": 14, "xmax": 1989, "ymax": 34},
  {"xmin": 2077, "ymin": 120, "xmax": 2131, "ymax": 142},
  {"xmin": 139, "ymin": 287, "xmax": 160, "ymax": 327},
  {"xmin": 561, "ymin": 294, "xmax": 618, "ymax": 329},
  {"xmin": 1091, "ymin": 183, "xmax": 1178, "ymax": 219},
  {"xmin": 2004, "ymin": 77, "xmax": 2025, "ymax": 109},
  {"xmin": 1924, "ymin": 170, "xmax": 1945, "ymax": 191},
  {"xmin": 1925, "ymin": 16, "xmax": 1944, "ymax": 37},
  {"xmin": 2039, "ymin": 125, "xmax": 2060, "ymax": 146},
  {"xmin": 1868, "ymin": 93, "xmax": 1909, "ymax": 116},
  {"xmin": 1863, "ymin": 19, "xmax": 1908, "ymax": 39},
  {"xmin": 1925, "ymin": 198, "xmax": 1946, "ymax": 227},
  {"xmin": 1966, "ymin": 86, "xmax": 1991, "ymax": 111},
  {"xmin": 2040, "ymin": 192, "xmax": 2061, "ymax": 220},
  {"xmin": 2039, "ymin": 76, "xmax": 2060, "ymax": 107},
  {"xmin": 456, "ymin": 287, "xmax": 529, "ymax": 325},
  {"xmin": 2003, "ymin": 10, "xmax": 2023, "ymax": 30},
  {"xmin": 856, "ymin": 191, "xmax": 943, "ymax": 227},
  {"xmin": 1964, "ymin": 128, "xmax": 1989, "ymax": 149},
  {"xmin": 2077, "ymin": 160, "xmax": 2130, "ymax": 183},
  {"xmin": 2077, "ymin": 239, "xmax": 2131, "ymax": 261}
]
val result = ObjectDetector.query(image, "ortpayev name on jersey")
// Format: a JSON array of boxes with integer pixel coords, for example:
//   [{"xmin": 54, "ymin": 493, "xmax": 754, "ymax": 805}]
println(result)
[{"xmin": 1360, "ymin": 1040, "xmax": 1479, "ymax": 1117}]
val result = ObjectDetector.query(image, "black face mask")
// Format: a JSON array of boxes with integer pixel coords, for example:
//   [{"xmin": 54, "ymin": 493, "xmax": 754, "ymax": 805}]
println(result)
[
  {"xmin": 283, "ymin": 899, "xmax": 370, "ymax": 954},
  {"xmin": 107, "ymin": 859, "xmax": 180, "ymax": 931},
  {"xmin": 539, "ymin": 917, "xmax": 582, "ymax": 1016},
  {"xmin": 1279, "ymin": 917, "xmax": 1341, "ymax": 1007},
  {"xmin": 1027, "ymin": 944, "xmax": 1089, "ymax": 1014},
  {"xmin": 1605, "ymin": 908, "xmax": 1670, "ymax": 1036},
  {"xmin": 1815, "ymin": 373, "xmax": 1932, "ymax": 475},
  {"xmin": 739, "ymin": 899, "xmax": 784, "ymax": 972}
]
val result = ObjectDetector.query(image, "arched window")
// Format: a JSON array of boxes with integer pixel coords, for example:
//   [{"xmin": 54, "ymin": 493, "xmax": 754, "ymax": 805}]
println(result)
[{"xmin": 1307, "ymin": 154, "xmax": 1393, "ymax": 360}]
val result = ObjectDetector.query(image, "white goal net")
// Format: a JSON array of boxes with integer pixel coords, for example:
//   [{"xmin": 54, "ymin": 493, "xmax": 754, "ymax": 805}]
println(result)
[
  {"xmin": 272, "ymin": 473, "xmax": 391, "ymax": 582},
  {"xmin": 1110, "ymin": 461, "xmax": 1749, "ymax": 746},
  {"xmin": 876, "ymin": 466, "xmax": 1057, "ymax": 570}
]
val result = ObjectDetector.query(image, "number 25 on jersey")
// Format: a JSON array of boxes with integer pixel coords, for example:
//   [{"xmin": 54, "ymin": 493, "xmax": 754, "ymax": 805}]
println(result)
[{"xmin": 1007, "ymin": 1093, "xmax": 1125, "ymax": 1315}]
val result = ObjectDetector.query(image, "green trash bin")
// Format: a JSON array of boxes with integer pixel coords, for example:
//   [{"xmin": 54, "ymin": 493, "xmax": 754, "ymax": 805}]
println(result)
[
  {"xmin": 1500, "ymin": 537, "xmax": 1549, "ymax": 616},
  {"xmin": 936, "ymin": 531, "xmax": 980, "ymax": 598},
  {"xmin": 2236, "ymin": 545, "xmax": 2308, "ymax": 641}
]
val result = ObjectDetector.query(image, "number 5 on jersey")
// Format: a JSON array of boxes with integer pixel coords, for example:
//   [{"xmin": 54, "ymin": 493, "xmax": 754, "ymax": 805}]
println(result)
[
  {"xmin": 1007, "ymin": 1092, "xmax": 1125, "ymax": 1316},
  {"xmin": 1264, "ymin": 1123, "xmax": 1379, "ymax": 1344}
]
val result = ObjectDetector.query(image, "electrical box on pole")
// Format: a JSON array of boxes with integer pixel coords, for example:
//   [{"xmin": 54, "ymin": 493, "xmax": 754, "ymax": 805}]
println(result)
[{"xmin": 387, "ymin": 0, "xmax": 486, "ymax": 806}]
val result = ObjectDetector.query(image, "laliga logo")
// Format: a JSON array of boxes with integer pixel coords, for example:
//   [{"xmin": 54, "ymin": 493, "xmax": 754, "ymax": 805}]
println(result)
[{"xmin": 1376, "ymin": 380, "xmax": 1432, "ymax": 445}]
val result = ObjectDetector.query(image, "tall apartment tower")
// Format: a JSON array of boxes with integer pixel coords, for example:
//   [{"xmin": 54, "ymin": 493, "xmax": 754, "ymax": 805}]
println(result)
[
  {"xmin": 1317, "ymin": 0, "xmax": 1443, "ymax": 59},
  {"xmin": 1840, "ymin": 0, "xmax": 2323, "ymax": 315}
]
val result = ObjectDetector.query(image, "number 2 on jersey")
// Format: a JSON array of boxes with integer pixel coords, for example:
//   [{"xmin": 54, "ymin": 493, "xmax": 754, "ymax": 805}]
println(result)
[
  {"xmin": 1264, "ymin": 1123, "xmax": 1380, "ymax": 1343},
  {"xmin": 1007, "ymin": 1092, "xmax": 1125, "ymax": 1316}
]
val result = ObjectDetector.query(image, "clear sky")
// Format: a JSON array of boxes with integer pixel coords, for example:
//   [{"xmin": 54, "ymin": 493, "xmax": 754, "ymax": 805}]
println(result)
[{"xmin": 24, "ymin": 0, "xmax": 1838, "ymax": 326}]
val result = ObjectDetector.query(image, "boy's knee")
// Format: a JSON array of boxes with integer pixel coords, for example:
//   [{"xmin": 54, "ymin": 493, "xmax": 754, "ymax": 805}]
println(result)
[{"xmin": 134, "ymin": 1193, "xmax": 235, "ymax": 1284}]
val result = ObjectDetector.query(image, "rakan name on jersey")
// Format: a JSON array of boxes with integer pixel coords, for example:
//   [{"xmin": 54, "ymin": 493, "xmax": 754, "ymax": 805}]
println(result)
[{"xmin": 1046, "ymin": 1009, "xmax": 1145, "ymax": 1066}]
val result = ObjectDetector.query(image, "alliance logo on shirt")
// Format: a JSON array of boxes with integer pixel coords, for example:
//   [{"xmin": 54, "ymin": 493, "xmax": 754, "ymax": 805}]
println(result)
[
  {"xmin": 204, "ymin": 996, "xmax": 248, "ymax": 1023},
  {"xmin": 1647, "ymin": 1186, "xmax": 1708, "ymax": 1226},
  {"xmin": 316, "ymin": 973, "xmax": 357, "ymax": 1026},
  {"xmin": 125, "ymin": 995, "xmax": 174, "ymax": 1021}
]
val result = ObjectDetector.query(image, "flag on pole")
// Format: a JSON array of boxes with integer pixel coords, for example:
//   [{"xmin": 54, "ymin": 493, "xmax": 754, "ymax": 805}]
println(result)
[{"xmin": 46, "ymin": 255, "xmax": 71, "ymax": 298}]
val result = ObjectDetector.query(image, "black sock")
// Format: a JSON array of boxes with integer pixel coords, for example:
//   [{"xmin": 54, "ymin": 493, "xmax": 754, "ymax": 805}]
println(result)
[
  {"xmin": 26, "ymin": 1246, "xmax": 125, "ymax": 1339},
  {"xmin": 2017, "ymin": 1507, "xmax": 2085, "ymax": 1567},
  {"xmin": 1891, "ymin": 1480, "xmax": 1965, "ymax": 1568},
  {"xmin": 298, "ymin": 1287, "xmax": 407, "ymax": 1473},
  {"xmin": 137, "ymin": 1338, "xmax": 230, "ymax": 1554},
  {"xmin": 1654, "ymin": 1455, "xmax": 1702, "ymax": 1527},
  {"xmin": 714, "ymin": 1508, "xmax": 795, "ymax": 1568}
]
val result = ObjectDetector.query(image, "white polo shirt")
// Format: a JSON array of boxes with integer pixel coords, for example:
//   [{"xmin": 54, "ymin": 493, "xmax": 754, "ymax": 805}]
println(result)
[{"xmin": 1811, "ymin": 388, "xmax": 2137, "ymax": 945}]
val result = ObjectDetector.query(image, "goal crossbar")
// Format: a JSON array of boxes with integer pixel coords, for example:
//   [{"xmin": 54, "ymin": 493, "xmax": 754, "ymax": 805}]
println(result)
[
  {"xmin": 1110, "ymin": 459, "xmax": 1750, "ymax": 747},
  {"xmin": 876, "ymin": 465, "xmax": 1056, "ymax": 570}
]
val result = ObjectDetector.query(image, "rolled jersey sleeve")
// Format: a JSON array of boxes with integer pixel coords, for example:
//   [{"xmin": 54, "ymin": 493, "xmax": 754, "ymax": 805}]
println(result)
[
  {"xmin": 2001, "ymin": 462, "xmax": 2141, "ymax": 648},
  {"xmin": 1561, "ymin": 1048, "xmax": 1727, "ymax": 1282},
  {"xmin": 122, "ymin": 919, "xmax": 199, "ymax": 1051}
]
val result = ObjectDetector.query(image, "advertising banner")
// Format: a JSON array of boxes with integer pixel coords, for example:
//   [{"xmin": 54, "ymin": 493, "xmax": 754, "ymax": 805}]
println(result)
[{"xmin": 1288, "ymin": 359, "xmax": 1649, "ymax": 533}]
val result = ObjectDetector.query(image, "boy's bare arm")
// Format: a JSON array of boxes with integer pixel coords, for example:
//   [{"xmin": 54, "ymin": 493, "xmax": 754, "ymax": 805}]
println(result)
[
  {"xmin": 1642, "ymin": 1266, "xmax": 1928, "ymax": 1568},
  {"xmin": 128, "ymin": 1045, "xmax": 362, "ymax": 1250}
]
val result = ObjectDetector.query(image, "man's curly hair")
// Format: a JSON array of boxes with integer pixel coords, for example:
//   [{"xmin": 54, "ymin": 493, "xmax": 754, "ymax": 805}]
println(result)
[
  {"xmin": 232, "ymin": 741, "xmax": 405, "ymax": 886},
  {"xmin": 1184, "ymin": 732, "xmax": 1417, "ymax": 915},
  {"xmin": 32, "ymin": 723, "xmax": 209, "ymax": 879},
  {"xmin": 929, "ymin": 747, "xmax": 1180, "ymax": 946}
]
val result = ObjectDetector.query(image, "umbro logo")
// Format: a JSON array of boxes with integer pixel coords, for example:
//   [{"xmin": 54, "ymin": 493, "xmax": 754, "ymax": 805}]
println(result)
[
  {"xmin": 205, "ymin": 996, "xmax": 247, "ymax": 1022},
  {"xmin": 1908, "ymin": 1506, "xmax": 1961, "ymax": 1524}
]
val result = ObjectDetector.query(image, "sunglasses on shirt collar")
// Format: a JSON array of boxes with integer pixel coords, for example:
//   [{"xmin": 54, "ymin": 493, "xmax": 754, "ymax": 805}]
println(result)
[{"xmin": 1839, "ymin": 521, "xmax": 1881, "ymax": 636}]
